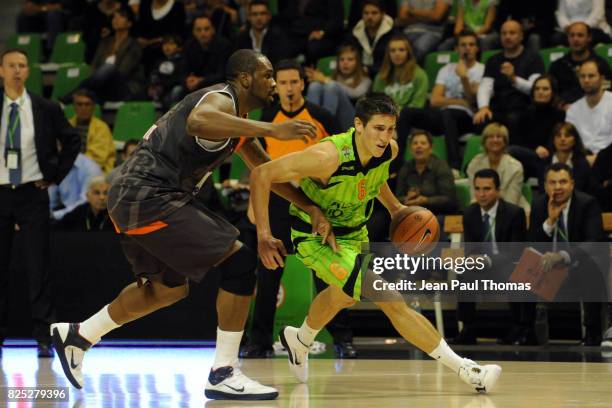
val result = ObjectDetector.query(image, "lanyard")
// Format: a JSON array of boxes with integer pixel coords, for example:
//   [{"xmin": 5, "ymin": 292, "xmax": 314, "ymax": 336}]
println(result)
[{"xmin": 86, "ymin": 215, "xmax": 106, "ymax": 231}]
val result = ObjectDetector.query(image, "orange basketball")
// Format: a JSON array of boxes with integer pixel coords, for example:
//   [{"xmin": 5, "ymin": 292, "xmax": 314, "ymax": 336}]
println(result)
[{"xmin": 389, "ymin": 206, "xmax": 440, "ymax": 255}]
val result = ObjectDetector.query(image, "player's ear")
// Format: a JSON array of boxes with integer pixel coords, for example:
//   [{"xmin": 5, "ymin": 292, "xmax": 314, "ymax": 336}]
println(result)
[
  {"xmin": 239, "ymin": 72, "xmax": 252, "ymax": 89},
  {"xmin": 354, "ymin": 117, "xmax": 364, "ymax": 133}
]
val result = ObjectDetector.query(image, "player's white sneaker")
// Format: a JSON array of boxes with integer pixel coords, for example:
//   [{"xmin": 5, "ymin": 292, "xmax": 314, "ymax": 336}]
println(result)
[
  {"xmin": 50, "ymin": 323, "xmax": 93, "ymax": 389},
  {"xmin": 458, "ymin": 358, "xmax": 502, "ymax": 393},
  {"xmin": 205, "ymin": 366, "xmax": 278, "ymax": 400},
  {"xmin": 279, "ymin": 326, "xmax": 310, "ymax": 383},
  {"xmin": 601, "ymin": 327, "xmax": 612, "ymax": 348}
]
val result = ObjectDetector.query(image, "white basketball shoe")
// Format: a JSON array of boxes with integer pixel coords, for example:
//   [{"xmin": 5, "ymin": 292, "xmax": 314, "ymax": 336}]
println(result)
[
  {"xmin": 50, "ymin": 323, "xmax": 93, "ymax": 389},
  {"xmin": 279, "ymin": 326, "xmax": 310, "ymax": 383},
  {"xmin": 205, "ymin": 366, "xmax": 278, "ymax": 400},
  {"xmin": 458, "ymin": 358, "xmax": 502, "ymax": 393}
]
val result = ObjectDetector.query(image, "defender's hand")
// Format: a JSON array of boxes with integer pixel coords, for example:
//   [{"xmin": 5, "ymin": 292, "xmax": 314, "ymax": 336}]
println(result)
[
  {"xmin": 258, "ymin": 233, "xmax": 288, "ymax": 270},
  {"xmin": 308, "ymin": 206, "xmax": 337, "ymax": 252}
]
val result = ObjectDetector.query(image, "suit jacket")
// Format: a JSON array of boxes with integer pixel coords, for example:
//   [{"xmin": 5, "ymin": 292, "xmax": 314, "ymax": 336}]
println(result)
[
  {"xmin": 235, "ymin": 25, "xmax": 289, "ymax": 66},
  {"xmin": 528, "ymin": 190, "xmax": 607, "ymax": 299},
  {"xmin": 464, "ymin": 199, "xmax": 526, "ymax": 278},
  {"xmin": 0, "ymin": 90, "xmax": 80, "ymax": 185}
]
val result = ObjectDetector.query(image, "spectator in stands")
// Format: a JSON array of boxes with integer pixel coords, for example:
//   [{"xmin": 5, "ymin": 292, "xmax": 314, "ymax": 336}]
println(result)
[
  {"xmin": 372, "ymin": 34, "xmax": 429, "ymax": 109},
  {"xmin": 466, "ymin": 122, "xmax": 529, "ymax": 211},
  {"xmin": 549, "ymin": 22, "xmax": 612, "ymax": 107},
  {"xmin": 235, "ymin": 0, "xmax": 287, "ymax": 66},
  {"xmin": 398, "ymin": 30, "xmax": 483, "ymax": 170},
  {"xmin": 495, "ymin": 0, "xmax": 556, "ymax": 51},
  {"xmin": 148, "ymin": 35, "xmax": 184, "ymax": 110},
  {"xmin": 529, "ymin": 163, "xmax": 607, "ymax": 346},
  {"xmin": 395, "ymin": 130, "xmax": 458, "ymax": 214},
  {"xmin": 74, "ymin": 7, "xmax": 144, "ymax": 102},
  {"xmin": 474, "ymin": 20, "xmax": 545, "ymax": 146},
  {"xmin": 552, "ymin": 0, "xmax": 612, "ymax": 46},
  {"xmin": 49, "ymin": 152, "xmax": 103, "ymax": 220},
  {"xmin": 451, "ymin": 169, "xmax": 529, "ymax": 345},
  {"xmin": 305, "ymin": 43, "xmax": 372, "ymax": 130},
  {"xmin": 16, "ymin": 0, "xmax": 85, "ymax": 55},
  {"xmin": 439, "ymin": 0, "xmax": 499, "ymax": 51},
  {"xmin": 395, "ymin": 0, "xmax": 451, "ymax": 64},
  {"xmin": 538, "ymin": 123, "xmax": 596, "ymax": 194},
  {"xmin": 68, "ymin": 89, "xmax": 115, "ymax": 175},
  {"xmin": 566, "ymin": 60, "xmax": 612, "ymax": 162},
  {"xmin": 135, "ymin": 0, "xmax": 186, "ymax": 73},
  {"xmin": 276, "ymin": 0, "xmax": 344, "ymax": 64},
  {"xmin": 507, "ymin": 75, "xmax": 566, "ymax": 179},
  {"xmin": 348, "ymin": 0, "xmax": 398, "ymax": 29},
  {"xmin": 107, "ymin": 139, "xmax": 139, "ymax": 184},
  {"xmin": 240, "ymin": 59, "xmax": 355, "ymax": 360},
  {"xmin": 351, "ymin": 0, "xmax": 395, "ymax": 78},
  {"xmin": 200, "ymin": 0, "xmax": 239, "ymax": 42},
  {"xmin": 182, "ymin": 15, "xmax": 234, "ymax": 93},
  {"xmin": 78, "ymin": 0, "xmax": 122, "ymax": 63},
  {"xmin": 592, "ymin": 142, "xmax": 612, "ymax": 211},
  {"xmin": 0, "ymin": 49, "xmax": 80, "ymax": 357},
  {"xmin": 56, "ymin": 176, "xmax": 114, "ymax": 232}
]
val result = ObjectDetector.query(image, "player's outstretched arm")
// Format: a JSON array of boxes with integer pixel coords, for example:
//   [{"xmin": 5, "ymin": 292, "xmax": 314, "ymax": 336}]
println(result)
[
  {"xmin": 376, "ymin": 139, "xmax": 406, "ymax": 218},
  {"xmin": 186, "ymin": 92, "xmax": 317, "ymax": 142},
  {"xmin": 250, "ymin": 142, "xmax": 339, "ymax": 269}
]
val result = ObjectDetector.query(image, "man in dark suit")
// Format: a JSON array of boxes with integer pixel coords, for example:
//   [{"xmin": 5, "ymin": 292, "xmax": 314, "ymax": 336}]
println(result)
[
  {"xmin": 235, "ymin": 0, "xmax": 288, "ymax": 66},
  {"xmin": 451, "ymin": 169, "xmax": 529, "ymax": 345},
  {"xmin": 529, "ymin": 162, "xmax": 607, "ymax": 346},
  {"xmin": 0, "ymin": 49, "xmax": 80, "ymax": 357}
]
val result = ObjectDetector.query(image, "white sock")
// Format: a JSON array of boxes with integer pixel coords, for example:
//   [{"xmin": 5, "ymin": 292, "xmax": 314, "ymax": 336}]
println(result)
[
  {"xmin": 212, "ymin": 328, "xmax": 243, "ymax": 370},
  {"xmin": 297, "ymin": 319, "xmax": 319, "ymax": 346},
  {"xmin": 79, "ymin": 305, "xmax": 120, "ymax": 345},
  {"xmin": 428, "ymin": 339, "xmax": 464, "ymax": 373}
]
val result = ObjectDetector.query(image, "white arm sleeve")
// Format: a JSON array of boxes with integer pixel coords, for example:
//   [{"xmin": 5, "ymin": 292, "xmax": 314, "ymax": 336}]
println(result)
[{"xmin": 477, "ymin": 77, "xmax": 494, "ymax": 108}]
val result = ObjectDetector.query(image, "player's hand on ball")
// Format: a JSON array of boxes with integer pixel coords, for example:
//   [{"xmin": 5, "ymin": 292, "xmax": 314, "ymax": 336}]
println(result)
[
  {"xmin": 272, "ymin": 120, "xmax": 317, "ymax": 143},
  {"xmin": 308, "ymin": 207, "xmax": 338, "ymax": 252},
  {"xmin": 258, "ymin": 234, "xmax": 288, "ymax": 269}
]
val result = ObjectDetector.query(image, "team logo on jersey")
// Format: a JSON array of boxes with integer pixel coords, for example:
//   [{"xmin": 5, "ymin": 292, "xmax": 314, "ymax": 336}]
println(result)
[
  {"xmin": 357, "ymin": 179, "xmax": 367, "ymax": 200},
  {"xmin": 341, "ymin": 145, "xmax": 351, "ymax": 160}
]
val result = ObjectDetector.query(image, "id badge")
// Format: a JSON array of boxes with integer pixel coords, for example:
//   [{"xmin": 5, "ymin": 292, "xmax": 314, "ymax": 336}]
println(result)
[{"xmin": 5, "ymin": 148, "xmax": 20, "ymax": 170}]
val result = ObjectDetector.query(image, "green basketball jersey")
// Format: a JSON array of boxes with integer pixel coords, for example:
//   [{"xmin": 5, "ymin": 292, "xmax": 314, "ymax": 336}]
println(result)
[{"xmin": 289, "ymin": 128, "xmax": 392, "ymax": 232}]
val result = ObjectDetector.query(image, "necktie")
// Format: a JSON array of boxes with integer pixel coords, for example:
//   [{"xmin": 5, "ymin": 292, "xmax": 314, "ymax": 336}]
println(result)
[
  {"xmin": 483, "ymin": 213, "xmax": 494, "ymax": 254},
  {"xmin": 6, "ymin": 102, "xmax": 21, "ymax": 185},
  {"xmin": 557, "ymin": 213, "xmax": 568, "ymax": 243}
]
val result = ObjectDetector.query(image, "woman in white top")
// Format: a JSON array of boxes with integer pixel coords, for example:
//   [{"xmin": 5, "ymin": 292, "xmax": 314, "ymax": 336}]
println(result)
[
  {"xmin": 466, "ymin": 122, "xmax": 530, "ymax": 211},
  {"xmin": 552, "ymin": 0, "xmax": 611, "ymax": 45},
  {"xmin": 305, "ymin": 43, "xmax": 372, "ymax": 130}
]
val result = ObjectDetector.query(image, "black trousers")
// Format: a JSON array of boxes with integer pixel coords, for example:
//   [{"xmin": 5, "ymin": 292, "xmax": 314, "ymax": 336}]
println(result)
[
  {"xmin": 249, "ymin": 193, "xmax": 353, "ymax": 347},
  {"xmin": 397, "ymin": 107, "xmax": 474, "ymax": 170},
  {"xmin": 0, "ymin": 183, "xmax": 55, "ymax": 343}
]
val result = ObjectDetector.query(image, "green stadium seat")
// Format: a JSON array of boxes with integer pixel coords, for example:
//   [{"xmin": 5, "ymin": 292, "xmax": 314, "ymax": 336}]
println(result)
[
  {"xmin": 26, "ymin": 64, "xmax": 43, "ymax": 96},
  {"xmin": 539, "ymin": 46, "xmax": 569, "ymax": 71},
  {"xmin": 229, "ymin": 154, "xmax": 248, "ymax": 180},
  {"xmin": 455, "ymin": 183, "xmax": 471, "ymax": 210},
  {"xmin": 595, "ymin": 43, "xmax": 612, "ymax": 65},
  {"xmin": 63, "ymin": 103, "xmax": 102, "ymax": 120},
  {"xmin": 317, "ymin": 55, "xmax": 337, "ymax": 76},
  {"xmin": 269, "ymin": 0, "xmax": 278, "ymax": 15},
  {"xmin": 51, "ymin": 63, "xmax": 90, "ymax": 101},
  {"xmin": 403, "ymin": 135, "xmax": 448, "ymax": 161},
  {"xmin": 7, "ymin": 33, "xmax": 42, "ymax": 63},
  {"xmin": 522, "ymin": 183, "xmax": 533, "ymax": 204},
  {"xmin": 461, "ymin": 134, "xmax": 483, "ymax": 175},
  {"xmin": 480, "ymin": 49, "xmax": 500, "ymax": 64},
  {"xmin": 424, "ymin": 51, "xmax": 458, "ymax": 90},
  {"xmin": 50, "ymin": 32, "xmax": 85, "ymax": 64},
  {"xmin": 113, "ymin": 101, "xmax": 157, "ymax": 142}
]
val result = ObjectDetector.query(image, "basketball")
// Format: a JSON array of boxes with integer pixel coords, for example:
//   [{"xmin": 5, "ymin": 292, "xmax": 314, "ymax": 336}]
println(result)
[{"xmin": 389, "ymin": 206, "xmax": 439, "ymax": 255}]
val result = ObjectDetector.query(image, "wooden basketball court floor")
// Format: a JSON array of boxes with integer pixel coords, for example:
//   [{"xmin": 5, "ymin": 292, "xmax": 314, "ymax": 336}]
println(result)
[{"xmin": 1, "ymin": 343, "xmax": 611, "ymax": 407}]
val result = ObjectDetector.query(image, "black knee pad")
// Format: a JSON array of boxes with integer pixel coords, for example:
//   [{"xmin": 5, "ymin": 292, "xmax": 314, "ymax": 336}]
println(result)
[{"xmin": 219, "ymin": 244, "xmax": 257, "ymax": 296}]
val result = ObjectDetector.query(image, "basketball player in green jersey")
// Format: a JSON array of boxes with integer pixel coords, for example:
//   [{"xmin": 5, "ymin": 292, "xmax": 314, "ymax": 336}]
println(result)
[{"xmin": 250, "ymin": 94, "xmax": 502, "ymax": 393}]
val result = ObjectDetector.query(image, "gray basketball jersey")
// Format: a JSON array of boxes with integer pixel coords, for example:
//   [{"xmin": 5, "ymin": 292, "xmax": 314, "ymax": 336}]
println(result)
[{"xmin": 108, "ymin": 83, "xmax": 241, "ymax": 231}]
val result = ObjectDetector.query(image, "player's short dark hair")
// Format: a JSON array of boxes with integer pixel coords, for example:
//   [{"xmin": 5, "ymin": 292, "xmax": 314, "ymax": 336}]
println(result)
[
  {"xmin": 274, "ymin": 59, "xmax": 304, "ymax": 80},
  {"xmin": 249, "ymin": 0, "xmax": 269, "ymax": 10},
  {"xmin": 474, "ymin": 168, "xmax": 501, "ymax": 189},
  {"xmin": 409, "ymin": 129, "xmax": 433, "ymax": 146},
  {"xmin": 355, "ymin": 93, "xmax": 398, "ymax": 125},
  {"xmin": 362, "ymin": 0, "xmax": 385, "ymax": 12},
  {"xmin": 226, "ymin": 49, "xmax": 265, "ymax": 80},
  {"xmin": 544, "ymin": 162, "xmax": 574, "ymax": 180},
  {"xmin": 1, "ymin": 48, "xmax": 29, "ymax": 64}
]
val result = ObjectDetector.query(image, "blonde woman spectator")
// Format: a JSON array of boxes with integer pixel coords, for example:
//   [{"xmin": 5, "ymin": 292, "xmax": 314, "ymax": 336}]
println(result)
[
  {"xmin": 372, "ymin": 34, "xmax": 428, "ymax": 109},
  {"xmin": 466, "ymin": 122, "xmax": 529, "ymax": 211}
]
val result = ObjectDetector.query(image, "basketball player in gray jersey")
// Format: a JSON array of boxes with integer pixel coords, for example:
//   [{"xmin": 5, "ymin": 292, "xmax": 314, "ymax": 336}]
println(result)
[{"xmin": 50, "ymin": 50, "xmax": 335, "ymax": 400}]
